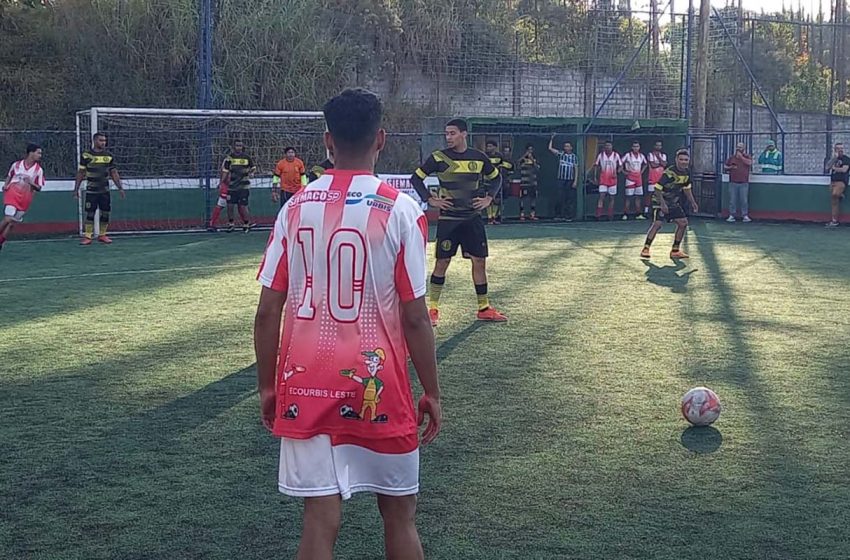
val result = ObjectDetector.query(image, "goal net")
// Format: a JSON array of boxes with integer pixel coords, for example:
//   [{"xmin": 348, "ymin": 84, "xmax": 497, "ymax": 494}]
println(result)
[{"xmin": 75, "ymin": 108, "xmax": 326, "ymax": 234}]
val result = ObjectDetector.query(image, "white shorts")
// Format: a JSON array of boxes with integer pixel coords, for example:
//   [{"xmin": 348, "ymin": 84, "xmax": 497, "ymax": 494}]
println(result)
[
  {"xmin": 278, "ymin": 435, "xmax": 419, "ymax": 500},
  {"xmin": 4, "ymin": 205, "xmax": 24, "ymax": 222},
  {"xmin": 598, "ymin": 185, "xmax": 617, "ymax": 195},
  {"xmin": 647, "ymin": 183, "xmax": 657, "ymax": 192},
  {"xmin": 216, "ymin": 196, "xmax": 228, "ymax": 208},
  {"xmin": 625, "ymin": 186, "xmax": 644, "ymax": 196}
]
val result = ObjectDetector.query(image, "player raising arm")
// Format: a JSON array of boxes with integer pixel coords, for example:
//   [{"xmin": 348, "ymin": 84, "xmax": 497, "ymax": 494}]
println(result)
[
  {"xmin": 254, "ymin": 88, "xmax": 440, "ymax": 560},
  {"xmin": 1, "ymin": 143, "xmax": 45, "ymax": 252},
  {"xmin": 410, "ymin": 118, "xmax": 507, "ymax": 327},
  {"xmin": 640, "ymin": 148, "xmax": 699, "ymax": 260}
]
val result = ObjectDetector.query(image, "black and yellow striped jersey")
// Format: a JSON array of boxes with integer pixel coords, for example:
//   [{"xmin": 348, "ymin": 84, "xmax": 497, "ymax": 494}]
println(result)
[
  {"xmin": 308, "ymin": 158, "xmax": 334, "ymax": 182},
  {"xmin": 79, "ymin": 150, "xmax": 116, "ymax": 193},
  {"xmin": 222, "ymin": 152, "xmax": 255, "ymax": 190},
  {"xmin": 413, "ymin": 148, "xmax": 500, "ymax": 220},
  {"xmin": 654, "ymin": 165, "xmax": 692, "ymax": 205},
  {"xmin": 519, "ymin": 155, "xmax": 539, "ymax": 188}
]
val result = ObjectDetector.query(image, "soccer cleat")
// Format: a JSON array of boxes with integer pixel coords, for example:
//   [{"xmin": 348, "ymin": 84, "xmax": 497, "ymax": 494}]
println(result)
[
  {"xmin": 621, "ymin": 214, "xmax": 629, "ymax": 221},
  {"xmin": 97, "ymin": 235, "xmax": 112, "ymax": 244},
  {"xmin": 477, "ymin": 307, "xmax": 508, "ymax": 322},
  {"xmin": 226, "ymin": 224, "xmax": 235, "ymax": 233},
  {"xmin": 636, "ymin": 214, "xmax": 646, "ymax": 220},
  {"xmin": 826, "ymin": 220, "xmax": 840, "ymax": 228},
  {"xmin": 742, "ymin": 215, "xmax": 752, "ymax": 223},
  {"xmin": 670, "ymin": 249, "xmax": 689, "ymax": 259},
  {"xmin": 206, "ymin": 226, "xmax": 218, "ymax": 233},
  {"xmin": 488, "ymin": 218, "xmax": 495, "ymax": 225},
  {"xmin": 80, "ymin": 237, "xmax": 93, "ymax": 246},
  {"xmin": 530, "ymin": 213, "xmax": 539, "ymax": 221},
  {"xmin": 726, "ymin": 215, "xmax": 736, "ymax": 223},
  {"xmin": 519, "ymin": 213, "xmax": 526, "ymax": 222},
  {"xmin": 243, "ymin": 222, "xmax": 256, "ymax": 233},
  {"xmin": 640, "ymin": 247, "xmax": 651, "ymax": 259},
  {"xmin": 429, "ymin": 308, "xmax": 439, "ymax": 327}
]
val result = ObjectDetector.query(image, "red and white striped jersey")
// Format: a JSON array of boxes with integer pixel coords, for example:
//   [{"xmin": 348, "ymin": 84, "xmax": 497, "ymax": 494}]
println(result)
[
  {"xmin": 257, "ymin": 169, "xmax": 429, "ymax": 453},
  {"xmin": 4, "ymin": 160, "xmax": 44, "ymax": 212},
  {"xmin": 596, "ymin": 151, "xmax": 620, "ymax": 187},
  {"xmin": 648, "ymin": 151, "xmax": 668, "ymax": 184},
  {"xmin": 621, "ymin": 151, "xmax": 647, "ymax": 184}
]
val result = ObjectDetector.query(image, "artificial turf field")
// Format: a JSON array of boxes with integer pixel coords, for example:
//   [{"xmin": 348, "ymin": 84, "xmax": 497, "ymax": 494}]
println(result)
[{"xmin": 2, "ymin": 220, "xmax": 850, "ymax": 560}]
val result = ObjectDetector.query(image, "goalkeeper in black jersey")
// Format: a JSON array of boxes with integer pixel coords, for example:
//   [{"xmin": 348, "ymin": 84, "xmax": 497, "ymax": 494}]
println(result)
[
  {"xmin": 411, "ymin": 119, "xmax": 507, "ymax": 327},
  {"xmin": 640, "ymin": 148, "xmax": 699, "ymax": 259}
]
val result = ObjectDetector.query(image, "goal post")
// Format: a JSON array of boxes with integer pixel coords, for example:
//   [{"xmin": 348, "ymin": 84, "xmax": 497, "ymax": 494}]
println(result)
[{"xmin": 74, "ymin": 107, "xmax": 326, "ymax": 234}]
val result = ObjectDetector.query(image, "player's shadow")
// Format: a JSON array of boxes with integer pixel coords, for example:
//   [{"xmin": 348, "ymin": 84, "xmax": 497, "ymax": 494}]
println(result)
[
  {"xmin": 680, "ymin": 426, "xmax": 723, "ymax": 454},
  {"xmin": 643, "ymin": 259, "xmax": 697, "ymax": 293}
]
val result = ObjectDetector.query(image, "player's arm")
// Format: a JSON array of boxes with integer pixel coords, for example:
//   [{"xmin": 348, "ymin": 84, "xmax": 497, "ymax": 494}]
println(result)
[
  {"xmin": 740, "ymin": 153, "xmax": 754, "ymax": 166},
  {"xmin": 254, "ymin": 213, "xmax": 290, "ymax": 431},
  {"xmin": 654, "ymin": 174, "xmax": 671, "ymax": 212},
  {"xmin": 641, "ymin": 156, "xmax": 648, "ymax": 174},
  {"xmin": 683, "ymin": 185, "xmax": 699, "ymax": 213},
  {"xmin": 835, "ymin": 158, "xmax": 850, "ymax": 173},
  {"xmin": 411, "ymin": 154, "xmax": 451, "ymax": 210},
  {"xmin": 73, "ymin": 154, "xmax": 87, "ymax": 198},
  {"xmin": 3, "ymin": 166, "xmax": 12, "ymax": 191},
  {"xmin": 109, "ymin": 163, "xmax": 126, "ymax": 199},
  {"xmin": 548, "ymin": 134, "xmax": 559, "ymax": 156},
  {"xmin": 474, "ymin": 155, "xmax": 501, "ymax": 209},
  {"xmin": 271, "ymin": 161, "xmax": 282, "ymax": 202},
  {"xmin": 402, "ymin": 295, "xmax": 441, "ymax": 445},
  {"xmin": 220, "ymin": 157, "xmax": 231, "ymax": 184},
  {"xmin": 254, "ymin": 286, "xmax": 287, "ymax": 432},
  {"xmin": 299, "ymin": 161, "xmax": 307, "ymax": 187}
]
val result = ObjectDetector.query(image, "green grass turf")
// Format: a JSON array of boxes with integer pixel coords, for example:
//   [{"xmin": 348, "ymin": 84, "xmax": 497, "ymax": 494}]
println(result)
[{"xmin": 2, "ymin": 220, "xmax": 850, "ymax": 559}]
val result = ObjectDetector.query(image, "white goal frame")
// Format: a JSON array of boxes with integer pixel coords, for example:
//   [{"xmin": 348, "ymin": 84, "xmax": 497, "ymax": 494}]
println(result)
[{"xmin": 74, "ymin": 107, "xmax": 325, "ymax": 235}]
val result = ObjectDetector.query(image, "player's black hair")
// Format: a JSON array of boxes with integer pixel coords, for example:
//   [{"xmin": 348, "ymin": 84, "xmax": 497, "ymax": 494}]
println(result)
[
  {"xmin": 632, "ymin": 140, "xmax": 641, "ymax": 145},
  {"xmin": 485, "ymin": 139, "xmax": 498, "ymax": 147},
  {"xmin": 26, "ymin": 143, "xmax": 41, "ymax": 154},
  {"xmin": 323, "ymin": 88, "xmax": 383, "ymax": 156},
  {"xmin": 675, "ymin": 148, "xmax": 689, "ymax": 157},
  {"xmin": 604, "ymin": 139, "xmax": 613, "ymax": 145},
  {"xmin": 93, "ymin": 132, "xmax": 107, "ymax": 141},
  {"xmin": 445, "ymin": 118, "xmax": 468, "ymax": 132},
  {"xmin": 284, "ymin": 146, "xmax": 296, "ymax": 153},
  {"xmin": 563, "ymin": 140, "xmax": 572, "ymax": 146}
]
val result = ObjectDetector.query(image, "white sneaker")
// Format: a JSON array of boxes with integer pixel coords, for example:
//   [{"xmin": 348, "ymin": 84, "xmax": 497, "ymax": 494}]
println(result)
[
  {"xmin": 742, "ymin": 215, "xmax": 752, "ymax": 223},
  {"xmin": 826, "ymin": 220, "xmax": 840, "ymax": 228},
  {"xmin": 726, "ymin": 215, "xmax": 736, "ymax": 223}
]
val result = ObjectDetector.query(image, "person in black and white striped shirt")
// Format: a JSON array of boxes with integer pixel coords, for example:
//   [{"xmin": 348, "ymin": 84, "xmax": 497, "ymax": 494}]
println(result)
[{"xmin": 549, "ymin": 134, "xmax": 578, "ymax": 221}]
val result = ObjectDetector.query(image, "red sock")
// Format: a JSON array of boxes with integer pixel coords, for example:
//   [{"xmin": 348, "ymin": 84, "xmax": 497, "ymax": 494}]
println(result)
[
  {"xmin": 608, "ymin": 206, "xmax": 614, "ymax": 218},
  {"xmin": 210, "ymin": 206, "xmax": 222, "ymax": 226},
  {"xmin": 595, "ymin": 206, "xmax": 602, "ymax": 218}
]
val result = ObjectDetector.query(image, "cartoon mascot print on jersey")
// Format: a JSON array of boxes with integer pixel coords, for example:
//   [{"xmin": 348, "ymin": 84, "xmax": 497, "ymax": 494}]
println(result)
[{"xmin": 340, "ymin": 349, "xmax": 388, "ymax": 423}]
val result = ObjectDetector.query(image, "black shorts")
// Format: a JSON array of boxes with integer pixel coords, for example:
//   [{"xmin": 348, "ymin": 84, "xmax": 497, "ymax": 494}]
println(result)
[
  {"xmin": 520, "ymin": 186, "xmax": 537, "ymax": 198},
  {"xmin": 652, "ymin": 204, "xmax": 687, "ymax": 222},
  {"xmin": 228, "ymin": 189, "xmax": 250, "ymax": 206},
  {"xmin": 84, "ymin": 191, "xmax": 111, "ymax": 213},
  {"xmin": 435, "ymin": 215, "xmax": 488, "ymax": 259}
]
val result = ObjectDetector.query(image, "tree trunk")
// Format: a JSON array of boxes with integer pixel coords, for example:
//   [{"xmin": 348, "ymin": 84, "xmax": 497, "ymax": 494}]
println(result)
[{"xmin": 693, "ymin": 0, "xmax": 711, "ymax": 130}]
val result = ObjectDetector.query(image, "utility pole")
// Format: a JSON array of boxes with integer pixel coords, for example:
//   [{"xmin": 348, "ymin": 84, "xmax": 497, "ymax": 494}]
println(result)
[
  {"xmin": 197, "ymin": 0, "xmax": 213, "ymax": 110},
  {"xmin": 692, "ymin": 0, "xmax": 711, "ymax": 130}
]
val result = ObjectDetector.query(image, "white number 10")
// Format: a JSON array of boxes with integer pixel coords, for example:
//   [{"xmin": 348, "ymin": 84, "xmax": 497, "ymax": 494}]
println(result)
[{"xmin": 295, "ymin": 228, "xmax": 366, "ymax": 323}]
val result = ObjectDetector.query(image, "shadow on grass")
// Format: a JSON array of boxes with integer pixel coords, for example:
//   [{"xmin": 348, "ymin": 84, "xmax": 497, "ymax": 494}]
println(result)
[
  {"xmin": 0, "ymin": 234, "xmax": 265, "ymax": 331},
  {"xmin": 643, "ymin": 259, "xmax": 697, "ymax": 293},
  {"xmin": 680, "ymin": 426, "xmax": 723, "ymax": 454}
]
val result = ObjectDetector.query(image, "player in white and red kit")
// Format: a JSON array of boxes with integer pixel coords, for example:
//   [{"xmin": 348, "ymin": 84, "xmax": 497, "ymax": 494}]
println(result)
[
  {"xmin": 594, "ymin": 140, "xmax": 620, "ymax": 220},
  {"xmin": 254, "ymin": 88, "xmax": 440, "ymax": 560},
  {"xmin": 645, "ymin": 140, "xmax": 667, "ymax": 216},
  {"xmin": 621, "ymin": 141, "xmax": 647, "ymax": 220},
  {"xmin": 1, "ymin": 144, "xmax": 45, "ymax": 251}
]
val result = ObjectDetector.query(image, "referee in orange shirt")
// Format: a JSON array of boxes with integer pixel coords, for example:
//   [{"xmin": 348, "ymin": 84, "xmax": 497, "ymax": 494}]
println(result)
[{"xmin": 272, "ymin": 147, "xmax": 307, "ymax": 206}]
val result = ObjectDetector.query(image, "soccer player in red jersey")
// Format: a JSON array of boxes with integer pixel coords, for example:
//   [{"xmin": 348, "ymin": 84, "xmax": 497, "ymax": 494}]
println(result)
[
  {"xmin": 254, "ymin": 88, "xmax": 440, "ymax": 560},
  {"xmin": 2, "ymin": 143, "xmax": 45, "ymax": 251},
  {"xmin": 207, "ymin": 175, "xmax": 230, "ymax": 231}
]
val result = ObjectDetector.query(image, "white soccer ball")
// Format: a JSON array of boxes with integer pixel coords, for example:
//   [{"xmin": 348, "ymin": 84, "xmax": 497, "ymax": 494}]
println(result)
[{"xmin": 681, "ymin": 387, "xmax": 721, "ymax": 426}]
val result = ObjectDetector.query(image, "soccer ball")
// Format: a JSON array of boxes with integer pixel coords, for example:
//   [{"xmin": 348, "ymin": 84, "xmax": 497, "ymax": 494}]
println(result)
[{"xmin": 681, "ymin": 387, "xmax": 721, "ymax": 426}]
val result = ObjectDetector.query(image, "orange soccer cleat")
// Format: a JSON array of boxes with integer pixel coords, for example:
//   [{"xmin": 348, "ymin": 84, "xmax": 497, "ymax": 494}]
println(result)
[
  {"xmin": 640, "ymin": 247, "xmax": 651, "ymax": 259},
  {"xmin": 429, "ymin": 308, "xmax": 440, "ymax": 327},
  {"xmin": 97, "ymin": 235, "xmax": 113, "ymax": 245},
  {"xmin": 80, "ymin": 237, "xmax": 93, "ymax": 246},
  {"xmin": 670, "ymin": 249, "xmax": 689, "ymax": 259},
  {"xmin": 477, "ymin": 307, "xmax": 508, "ymax": 322}
]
